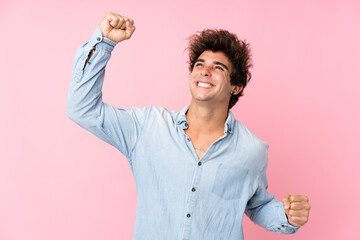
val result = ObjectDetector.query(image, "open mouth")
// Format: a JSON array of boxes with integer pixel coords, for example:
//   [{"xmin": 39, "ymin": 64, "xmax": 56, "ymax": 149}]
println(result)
[{"xmin": 196, "ymin": 81, "xmax": 213, "ymax": 88}]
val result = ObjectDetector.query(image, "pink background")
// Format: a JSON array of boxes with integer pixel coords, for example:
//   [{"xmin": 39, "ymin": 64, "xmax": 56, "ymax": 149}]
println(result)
[{"xmin": 1, "ymin": 0, "xmax": 359, "ymax": 239}]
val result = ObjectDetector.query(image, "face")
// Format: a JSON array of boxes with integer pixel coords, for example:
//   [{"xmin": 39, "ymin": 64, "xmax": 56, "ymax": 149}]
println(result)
[{"xmin": 189, "ymin": 50, "xmax": 241, "ymax": 107}]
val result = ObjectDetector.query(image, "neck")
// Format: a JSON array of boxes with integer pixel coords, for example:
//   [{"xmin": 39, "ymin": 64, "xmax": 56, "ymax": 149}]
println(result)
[{"xmin": 186, "ymin": 100, "xmax": 229, "ymax": 134}]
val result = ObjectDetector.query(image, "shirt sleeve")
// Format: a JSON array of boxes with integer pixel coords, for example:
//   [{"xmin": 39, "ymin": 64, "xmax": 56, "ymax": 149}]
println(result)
[
  {"xmin": 245, "ymin": 167, "xmax": 300, "ymax": 234},
  {"xmin": 66, "ymin": 27, "xmax": 149, "ymax": 163}
]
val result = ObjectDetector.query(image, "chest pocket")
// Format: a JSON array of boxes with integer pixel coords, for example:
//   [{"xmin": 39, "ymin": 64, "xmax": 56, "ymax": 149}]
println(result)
[{"xmin": 212, "ymin": 163, "xmax": 249, "ymax": 200}]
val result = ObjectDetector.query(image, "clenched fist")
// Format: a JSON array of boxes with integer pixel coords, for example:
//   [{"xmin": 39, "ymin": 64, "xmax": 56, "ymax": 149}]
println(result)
[
  {"xmin": 282, "ymin": 194, "xmax": 311, "ymax": 227},
  {"xmin": 99, "ymin": 12, "xmax": 136, "ymax": 43}
]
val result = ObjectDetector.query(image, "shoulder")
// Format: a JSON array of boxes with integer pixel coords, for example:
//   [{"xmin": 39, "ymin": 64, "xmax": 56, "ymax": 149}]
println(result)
[
  {"xmin": 127, "ymin": 105, "xmax": 168, "ymax": 114},
  {"xmin": 127, "ymin": 105, "xmax": 179, "ymax": 123},
  {"xmin": 233, "ymin": 120, "xmax": 269, "ymax": 166},
  {"xmin": 235, "ymin": 120, "xmax": 268, "ymax": 146}
]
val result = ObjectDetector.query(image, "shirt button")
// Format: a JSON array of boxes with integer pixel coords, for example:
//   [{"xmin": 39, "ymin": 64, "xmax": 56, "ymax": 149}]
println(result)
[
  {"xmin": 97, "ymin": 37, "xmax": 101, "ymax": 41},
  {"xmin": 191, "ymin": 188, "xmax": 196, "ymax": 192},
  {"xmin": 184, "ymin": 123, "xmax": 189, "ymax": 128},
  {"xmin": 187, "ymin": 137, "xmax": 190, "ymax": 141},
  {"xmin": 198, "ymin": 162, "xmax": 202, "ymax": 166},
  {"xmin": 186, "ymin": 213, "xmax": 191, "ymax": 218}
]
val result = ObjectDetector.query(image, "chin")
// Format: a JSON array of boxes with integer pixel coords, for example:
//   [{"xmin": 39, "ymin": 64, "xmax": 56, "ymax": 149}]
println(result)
[{"xmin": 191, "ymin": 93, "xmax": 210, "ymax": 101}]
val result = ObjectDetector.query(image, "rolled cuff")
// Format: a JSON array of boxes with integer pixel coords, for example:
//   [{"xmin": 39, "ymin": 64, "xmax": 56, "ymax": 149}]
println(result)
[
  {"xmin": 267, "ymin": 205, "xmax": 300, "ymax": 234},
  {"xmin": 85, "ymin": 27, "xmax": 117, "ymax": 53}
]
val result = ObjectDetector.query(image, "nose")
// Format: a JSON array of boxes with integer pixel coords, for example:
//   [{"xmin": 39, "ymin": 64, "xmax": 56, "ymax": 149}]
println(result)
[{"xmin": 200, "ymin": 65, "xmax": 211, "ymax": 77}]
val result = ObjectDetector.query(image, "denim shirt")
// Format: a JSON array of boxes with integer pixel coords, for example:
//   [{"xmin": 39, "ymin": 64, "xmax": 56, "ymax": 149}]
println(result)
[{"xmin": 67, "ymin": 28, "xmax": 299, "ymax": 240}]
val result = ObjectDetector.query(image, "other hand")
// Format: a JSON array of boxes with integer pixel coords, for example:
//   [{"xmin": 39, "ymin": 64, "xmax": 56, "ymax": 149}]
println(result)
[
  {"xmin": 282, "ymin": 194, "xmax": 311, "ymax": 227},
  {"xmin": 99, "ymin": 12, "xmax": 136, "ymax": 43}
]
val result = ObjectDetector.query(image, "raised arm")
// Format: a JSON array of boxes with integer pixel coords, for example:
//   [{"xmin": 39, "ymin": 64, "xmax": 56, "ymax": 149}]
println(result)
[{"xmin": 66, "ymin": 13, "xmax": 148, "ymax": 159}]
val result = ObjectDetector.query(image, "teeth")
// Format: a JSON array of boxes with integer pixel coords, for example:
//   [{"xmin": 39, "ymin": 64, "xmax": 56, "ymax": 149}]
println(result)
[{"xmin": 198, "ymin": 82, "xmax": 211, "ymax": 88}]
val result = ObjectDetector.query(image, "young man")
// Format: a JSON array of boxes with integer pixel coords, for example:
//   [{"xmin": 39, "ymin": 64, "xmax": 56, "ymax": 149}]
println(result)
[{"xmin": 67, "ymin": 12, "xmax": 310, "ymax": 240}]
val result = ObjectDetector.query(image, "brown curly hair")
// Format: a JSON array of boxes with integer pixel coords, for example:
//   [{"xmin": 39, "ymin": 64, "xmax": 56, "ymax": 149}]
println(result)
[{"xmin": 187, "ymin": 29, "xmax": 252, "ymax": 109}]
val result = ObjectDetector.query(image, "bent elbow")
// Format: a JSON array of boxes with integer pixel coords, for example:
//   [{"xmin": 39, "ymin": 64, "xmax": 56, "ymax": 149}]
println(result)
[{"xmin": 66, "ymin": 105, "xmax": 82, "ymax": 124}]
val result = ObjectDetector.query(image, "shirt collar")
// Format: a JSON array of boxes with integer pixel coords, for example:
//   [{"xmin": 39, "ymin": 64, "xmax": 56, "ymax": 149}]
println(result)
[
  {"xmin": 176, "ymin": 105, "xmax": 235, "ymax": 134},
  {"xmin": 176, "ymin": 105, "xmax": 190, "ymax": 130},
  {"xmin": 224, "ymin": 111, "xmax": 235, "ymax": 134}
]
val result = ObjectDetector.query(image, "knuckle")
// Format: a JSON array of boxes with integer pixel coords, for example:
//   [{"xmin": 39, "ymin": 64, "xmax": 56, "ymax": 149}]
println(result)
[{"xmin": 289, "ymin": 215, "xmax": 297, "ymax": 222}]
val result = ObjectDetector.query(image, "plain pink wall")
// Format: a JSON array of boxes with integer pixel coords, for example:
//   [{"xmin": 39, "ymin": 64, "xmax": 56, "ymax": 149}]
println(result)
[{"xmin": 1, "ymin": 0, "xmax": 359, "ymax": 239}]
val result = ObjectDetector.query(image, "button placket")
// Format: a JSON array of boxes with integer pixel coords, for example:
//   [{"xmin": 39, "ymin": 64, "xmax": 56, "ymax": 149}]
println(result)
[
  {"xmin": 181, "ymin": 123, "xmax": 199, "ymax": 162},
  {"xmin": 182, "ymin": 153, "xmax": 204, "ymax": 239}
]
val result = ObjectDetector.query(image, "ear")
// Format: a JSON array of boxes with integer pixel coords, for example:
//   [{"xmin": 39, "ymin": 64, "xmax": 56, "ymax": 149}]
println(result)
[{"xmin": 231, "ymin": 85, "xmax": 243, "ymax": 95}]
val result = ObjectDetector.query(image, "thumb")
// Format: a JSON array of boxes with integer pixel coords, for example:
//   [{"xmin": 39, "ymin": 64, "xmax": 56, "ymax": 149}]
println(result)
[{"xmin": 282, "ymin": 194, "xmax": 291, "ymax": 210}]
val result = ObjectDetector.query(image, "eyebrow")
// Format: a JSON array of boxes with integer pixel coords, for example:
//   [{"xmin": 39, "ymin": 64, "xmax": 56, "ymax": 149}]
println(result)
[{"xmin": 195, "ymin": 59, "xmax": 230, "ymax": 71}]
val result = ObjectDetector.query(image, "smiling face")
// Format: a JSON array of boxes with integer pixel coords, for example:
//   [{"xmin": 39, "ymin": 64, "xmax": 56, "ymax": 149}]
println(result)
[{"xmin": 189, "ymin": 50, "xmax": 242, "ymax": 108}]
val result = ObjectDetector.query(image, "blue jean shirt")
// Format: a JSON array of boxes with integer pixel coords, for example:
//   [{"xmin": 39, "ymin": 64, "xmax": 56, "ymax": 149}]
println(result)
[{"xmin": 67, "ymin": 27, "xmax": 299, "ymax": 240}]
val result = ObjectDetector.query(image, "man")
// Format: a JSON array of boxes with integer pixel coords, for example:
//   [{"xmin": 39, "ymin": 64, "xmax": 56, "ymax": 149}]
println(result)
[{"xmin": 67, "ymin": 12, "xmax": 310, "ymax": 240}]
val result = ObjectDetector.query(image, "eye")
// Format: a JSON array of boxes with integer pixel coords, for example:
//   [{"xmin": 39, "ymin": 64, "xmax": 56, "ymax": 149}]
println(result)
[
  {"xmin": 215, "ymin": 66, "xmax": 224, "ymax": 71},
  {"xmin": 195, "ymin": 63, "xmax": 203, "ymax": 67}
]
